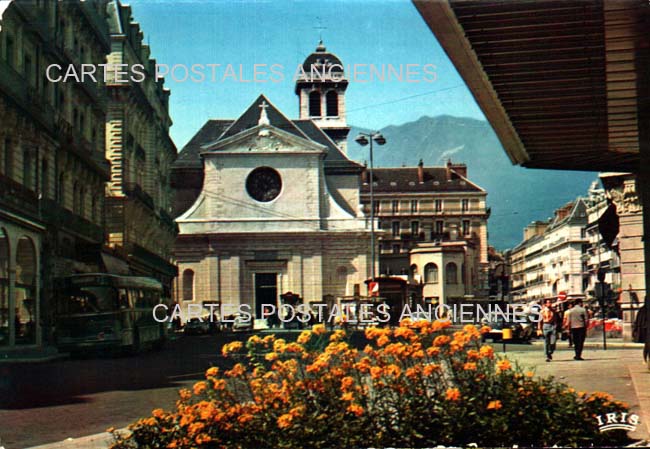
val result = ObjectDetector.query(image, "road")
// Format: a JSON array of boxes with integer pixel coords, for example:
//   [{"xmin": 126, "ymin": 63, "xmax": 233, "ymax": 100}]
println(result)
[{"xmin": 0, "ymin": 334, "xmax": 236, "ymax": 449}]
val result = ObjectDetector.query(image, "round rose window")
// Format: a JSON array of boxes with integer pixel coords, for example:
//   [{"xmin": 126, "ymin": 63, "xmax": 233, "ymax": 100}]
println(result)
[{"xmin": 245, "ymin": 167, "xmax": 282, "ymax": 202}]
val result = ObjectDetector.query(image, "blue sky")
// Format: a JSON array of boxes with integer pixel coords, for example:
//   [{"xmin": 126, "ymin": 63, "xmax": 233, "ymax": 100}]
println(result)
[{"xmin": 128, "ymin": 0, "xmax": 484, "ymax": 149}]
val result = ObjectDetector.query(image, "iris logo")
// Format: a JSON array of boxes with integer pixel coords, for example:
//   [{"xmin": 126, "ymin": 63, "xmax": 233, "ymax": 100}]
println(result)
[{"xmin": 596, "ymin": 412, "xmax": 640, "ymax": 432}]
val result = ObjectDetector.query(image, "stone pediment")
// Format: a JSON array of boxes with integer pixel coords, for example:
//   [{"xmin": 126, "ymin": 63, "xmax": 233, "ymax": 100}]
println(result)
[{"xmin": 200, "ymin": 124, "xmax": 327, "ymax": 156}]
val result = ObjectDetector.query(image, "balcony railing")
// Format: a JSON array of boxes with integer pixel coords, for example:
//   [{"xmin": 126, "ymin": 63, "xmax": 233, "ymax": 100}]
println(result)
[
  {"xmin": 40, "ymin": 199, "xmax": 104, "ymax": 243},
  {"xmin": 0, "ymin": 173, "xmax": 40, "ymax": 219},
  {"xmin": 124, "ymin": 182, "xmax": 155, "ymax": 211}
]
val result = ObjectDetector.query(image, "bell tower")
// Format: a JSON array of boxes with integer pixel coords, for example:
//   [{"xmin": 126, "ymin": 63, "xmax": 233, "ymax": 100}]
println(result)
[{"xmin": 295, "ymin": 41, "xmax": 350, "ymax": 152}]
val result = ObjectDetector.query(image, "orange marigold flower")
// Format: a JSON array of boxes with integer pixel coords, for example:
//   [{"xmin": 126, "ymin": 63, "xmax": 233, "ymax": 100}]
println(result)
[
  {"xmin": 445, "ymin": 388, "xmax": 461, "ymax": 401},
  {"xmin": 312, "ymin": 323, "xmax": 326, "ymax": 335},
  {"xmin": 370, "ymin": 366, "xmax": 383, "ymax": 380},
  {"xmin": 406, "ymin": 367, "xmax": 420, "ymax": 379},
  {"xmin": 433, "ymin": 335, "xmax": 451, "ymax": 346},
  {"xmin": 179, "ymin": 388, "xmax": 192, "ymax": 401},
  {"xmin": 347, "ymin": 403, "xmax": 364, "ymax": 416},
  {"xmin": 526, "ymin": 371, "xmax": 534, "ymax": 378},
  {"xmin": 466, "ymin": 349, "xmax": 480, "ymax": 361},
  {"xmin": 426, "ymin": 346, "xmax": 440, "ymax": 357},
  {"xmin": 227, "ymin": 363, "xmax": 246, "ymax": 377},
  {"xmin": 377, "ymin": 334, "xmax": 390, "ymax": 347},
  {"xmin": 330, "ymin": 329, "xmax": 346, "ymax": 342},
  {"xmin": 193, "ymin": 381, "xmax": 207, "ymax": 396},
  {"xmin": 394, "ymin": 326, "xmax": 415, "ymax": 340},
  {"xmin": 265, "ymin": 352, "xmax": 278, "ymax": 362},
  {"xmin": 383, "ymin": 364, "xmax": 401, "ymax": 377},
  {"xmin": 487, "ymin": 400, "xmax": 503, "ymax": 410},
  {"xmin": 297, "ymin": 331, "xmax": 311, "ymax": 344},
  {"xmin": 463, "ymin": 362, "xmax": 477, "ymax": 371},
  {"xmin": 152, "ymin": 408, "xmax": 165, "ymax": 419},
  {"xmin": 205, "ymin": 367, "xmax": 219, "ymax": 378},
  {"xmin": 479, "ymin": 345, "xmax": 494, "ymax": 359},
  {"xmin": 341, "ymin": 376, "xmax": 354, "ymax": 390},
  {"xmin": 341, "ymin": 392, "xmax": 354, "ymax": 401},
  {"xmin": 423, "ymin": 363, "xmax": 440, "ymax": 376},
  {"xmin": 221, "ymin": 341, "xmax": 243, "ymax": 356},
  {"xmin": 479, "ymin": 325, "xmax": 491, "ymax": 334},
  {"xmin": 277, "ymin": 413, "xmax": 293, "ymax": 429},
  {"xmin": 496, "ymin": 359, "xmax": 512, "ymax": 372}
]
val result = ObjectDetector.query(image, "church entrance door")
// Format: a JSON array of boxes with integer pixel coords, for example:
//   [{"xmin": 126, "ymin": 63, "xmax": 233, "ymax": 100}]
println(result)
[{"xmin": 255, "ymin": 273, "xmax": 278, "ymax": 319}]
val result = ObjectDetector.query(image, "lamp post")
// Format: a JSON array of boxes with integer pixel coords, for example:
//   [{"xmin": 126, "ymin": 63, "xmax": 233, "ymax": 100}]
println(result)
[{"xmin": 355, "ymin": 131, "xmax": 386, "ymax": 281}]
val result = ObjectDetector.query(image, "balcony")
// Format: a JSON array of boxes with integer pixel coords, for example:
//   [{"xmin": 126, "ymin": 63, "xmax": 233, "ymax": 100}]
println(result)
[
  {"xmin": 40, "ymin": 199, "xmax": 104, "ymax": 243},
  {"xmin": 0, "ymin": 63, "xmax": 56, "ymax": 133},
  {"xmin": 59, "ymin": 119, "xmax": 110, "ymax": 179},
  {"xmin": 124, "ymin": 182, "xmax": 155, "ymax": 211},
  {"xmin": 0, "ymin": 173, "xmax": 40, "ymax": 220}
]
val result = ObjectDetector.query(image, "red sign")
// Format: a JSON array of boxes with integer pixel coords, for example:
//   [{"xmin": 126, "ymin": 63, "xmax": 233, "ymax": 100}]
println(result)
[
  {"xmin": 558, "ymin": 291, "xmax": 567, "ymax": 301},
  {"xmin": 368, "ymin": 282, "xmax": 379, "ymax": 297}
]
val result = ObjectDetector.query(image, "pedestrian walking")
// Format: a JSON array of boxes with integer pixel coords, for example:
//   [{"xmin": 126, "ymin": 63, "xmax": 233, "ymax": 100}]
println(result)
[
  {"xmin": 562, "ymin": 302, "xmax": 574, "ymax": 347},
  {"xmin": 566, "ymin": 298, "xmax": 589, "ymax": 360},
  {"xmin": 538, "ymin": 298, "xmax": 557, "ymax": 362}
]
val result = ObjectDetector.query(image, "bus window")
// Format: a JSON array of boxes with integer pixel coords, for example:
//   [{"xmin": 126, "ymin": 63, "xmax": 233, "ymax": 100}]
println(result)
[
  {"xmin": 58, "ymin": 286, "xmax": 118, "ymax": 313},
  {"xmin": 118, "ymin": 289, "xmax": 129, "ymax": 309}
]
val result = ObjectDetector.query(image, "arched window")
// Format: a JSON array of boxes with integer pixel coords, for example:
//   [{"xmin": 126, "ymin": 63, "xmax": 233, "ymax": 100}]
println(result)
[
  {"xmin": 424, "ymin": 263, "xmax": 438, "ymax": 283},
  {"xmin": 446, "ymin": 262, "xmax": 458, "ymax": 284},
  {"xmin": 409, "ymin": 264, "xmax": 418, "ymax": 281},
  {"xmin": 326, "ymin": 91, "xmax": 338, "ymax": 116},
  {"xmin": 309, "ymin": 91, "xmax": 321, "ymax": 117},
  {"xmin": 182, "ymin": 269, "xmax": 194, "ymax": 302}
]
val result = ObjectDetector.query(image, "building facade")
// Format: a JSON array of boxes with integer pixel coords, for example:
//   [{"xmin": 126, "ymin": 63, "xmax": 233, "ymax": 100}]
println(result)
[
  {"xmin": 360, "ymin": 160, "xmax": 490, "ymax": 305},
  {"xmin": 171, "ymin": 44, "xmax": 372, "ymax": 320},
  {"xmin": 104, "ymin": 1, "xmax": 177, "ymax": 297},
  {"xmin": 509, "ymin": 200, "xmax": 588, "ymax": 304},
  {"xmin": 0, "ymin": 0, "xmax": 111, "ymax": 349}
]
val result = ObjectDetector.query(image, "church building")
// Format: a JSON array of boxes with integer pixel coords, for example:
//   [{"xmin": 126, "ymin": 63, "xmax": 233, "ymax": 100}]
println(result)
[{"xmin": 171, "ymin": 43, "xmax": 373, "ymax": 319}]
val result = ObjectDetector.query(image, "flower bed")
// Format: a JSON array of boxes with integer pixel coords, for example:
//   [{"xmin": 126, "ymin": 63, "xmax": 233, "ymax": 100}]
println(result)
[{"xmin": 111, "ymin": 321, "xmax": 633, "ymax": 448}]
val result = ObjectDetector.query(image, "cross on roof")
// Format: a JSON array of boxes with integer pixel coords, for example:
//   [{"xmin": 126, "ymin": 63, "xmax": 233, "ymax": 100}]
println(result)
[
  {"xmin": 258, "ymin": 100, "xmax": 270, "ymax": 126},
  {"xmin": 314, "ymin": 17, "xmax": 327, "ymax": 42}
]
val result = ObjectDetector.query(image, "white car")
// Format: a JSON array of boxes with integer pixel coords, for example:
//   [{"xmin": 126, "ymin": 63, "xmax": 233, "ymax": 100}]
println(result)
[{"xmin": 232, "ymin": 314, "xmax": 253, "ymax": 332}]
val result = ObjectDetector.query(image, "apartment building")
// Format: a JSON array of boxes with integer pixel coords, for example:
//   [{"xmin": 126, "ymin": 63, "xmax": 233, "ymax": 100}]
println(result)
[
  {"xmin": 0, "ymin": 0, "xmax": 111, "ymax": 348},
  {"xmin": 509, "ymin": 200, "xmax": 588, "ymax": 303},
  {"xmin": 105, "ymin": 1, "xmax": 177, "ymax": 296},
  {"xmin": 360, "ymin": 160, "xmax": 490, "ymax": 305}
]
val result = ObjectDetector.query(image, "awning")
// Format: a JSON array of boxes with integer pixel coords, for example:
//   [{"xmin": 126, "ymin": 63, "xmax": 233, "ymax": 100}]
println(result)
[
  {"xmin": 101, "ymin": 253, "xmax": 130, "ymax": 275},
  {"xmin": 413, "ymin": 0, "xmax": 646, "ymax": 172}
]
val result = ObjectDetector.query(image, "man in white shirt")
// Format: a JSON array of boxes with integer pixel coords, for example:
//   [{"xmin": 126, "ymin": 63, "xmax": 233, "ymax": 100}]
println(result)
[{"xmin": 565, "ymin": 298, "xmax": 589, "ymax": 361}]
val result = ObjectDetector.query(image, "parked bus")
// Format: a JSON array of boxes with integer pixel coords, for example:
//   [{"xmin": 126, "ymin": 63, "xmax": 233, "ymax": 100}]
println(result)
[{"xmin": 54, "ymin": 274, "xmax": 166, "ymax": 354}]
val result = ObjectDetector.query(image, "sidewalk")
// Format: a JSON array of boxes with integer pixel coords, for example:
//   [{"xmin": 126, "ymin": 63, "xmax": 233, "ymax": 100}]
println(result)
[{"xmin": 25, "ymin": 432, "xmax": 116, "ymax": 449}]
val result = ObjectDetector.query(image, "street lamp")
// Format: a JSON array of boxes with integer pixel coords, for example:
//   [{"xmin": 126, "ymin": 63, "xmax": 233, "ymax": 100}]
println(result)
[{"xmin": 356, "ymin": 131, "xmax": 386, "ymax": 280}]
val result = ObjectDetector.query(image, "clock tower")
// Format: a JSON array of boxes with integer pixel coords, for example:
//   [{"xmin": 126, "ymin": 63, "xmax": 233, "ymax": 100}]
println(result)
[{"xmin": 295, "ymin": 41, "xmax": 351, "ymax": 153}]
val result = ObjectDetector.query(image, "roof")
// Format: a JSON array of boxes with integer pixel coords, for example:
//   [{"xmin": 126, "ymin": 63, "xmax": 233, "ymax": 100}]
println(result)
[
  {"xmin": 173, "ymin": 120, "xmax": 233, "ymax": 169},
  {"xmin": 359, "ymin": 167, "xmax": 484, "ymax": 194},
  {"xmin": 414, "ymin": 0, "xmax": 644, "ymax": 172},
  {"xmin": 301, "ymin": 41, "xmax": 345, "ymax": 74},
  {"xmin": 172, "ymin": 95, "xmax": 361, "ymax": 171}
]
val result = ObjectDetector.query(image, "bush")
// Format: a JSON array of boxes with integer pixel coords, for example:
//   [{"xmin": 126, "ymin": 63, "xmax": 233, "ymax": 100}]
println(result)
[{"xmin": 111, "ymin": 321, "xmax": 633, "ymax": 448}]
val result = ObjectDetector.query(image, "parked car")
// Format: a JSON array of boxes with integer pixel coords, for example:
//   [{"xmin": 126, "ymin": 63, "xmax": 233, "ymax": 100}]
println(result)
[
  {"xmin": 232, "ymin": 314, "xmax": 253, "ymax": 332},
  {"xmin": 481, "ymin": 316, "xmax": 534, "ymax": 343},
  {"xmin": 183, "ymin": 318, "xmax": 210, "ymax": 335}
]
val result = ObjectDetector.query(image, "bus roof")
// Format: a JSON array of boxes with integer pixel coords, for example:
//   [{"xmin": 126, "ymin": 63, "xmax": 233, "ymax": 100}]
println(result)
[{"xmin": 57, "ymin": 273, "xmax": 163, "ymax": 291}]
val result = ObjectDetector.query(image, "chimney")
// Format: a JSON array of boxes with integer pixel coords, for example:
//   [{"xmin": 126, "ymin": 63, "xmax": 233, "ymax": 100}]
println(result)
[
  {"xmin": 417, "ymin": 159, "xmax": 424, "ymax": 183},
  {"xmin": 555, "ymin": 203, "xmax": 573, "ymax": 221},
  {"xmin": 446, "ymin": 159, "xmax": 452, "ymax": 181},
  {"xmin": 446, "ymin": 159, "xmax": 468, "ymax": 179}
]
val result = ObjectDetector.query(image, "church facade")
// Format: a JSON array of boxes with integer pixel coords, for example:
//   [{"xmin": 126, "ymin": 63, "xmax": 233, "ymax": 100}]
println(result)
[{"xmin": 171, "ymin": 44, "xmax": 373, "ymax": 319}]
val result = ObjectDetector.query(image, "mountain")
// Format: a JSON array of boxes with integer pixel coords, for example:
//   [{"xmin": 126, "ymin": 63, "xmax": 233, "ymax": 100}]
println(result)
[{"xmin": 346, "ymin": 115, "xmax": 597, "ymax": 250}]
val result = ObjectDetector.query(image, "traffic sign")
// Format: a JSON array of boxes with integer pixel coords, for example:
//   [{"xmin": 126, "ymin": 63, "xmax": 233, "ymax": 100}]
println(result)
[{"xmin": 558, "ymin": 291, "xmax": 567, "ymax": 301}]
